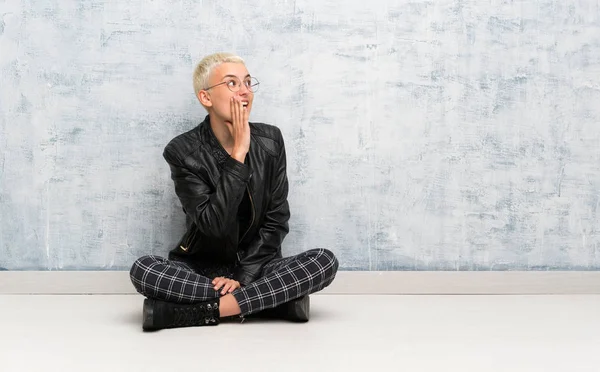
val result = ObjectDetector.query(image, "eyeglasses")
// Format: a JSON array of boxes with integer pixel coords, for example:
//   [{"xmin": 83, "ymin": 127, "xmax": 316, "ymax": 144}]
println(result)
[{"xmin": 204, "ymin": 76, "xmax": 260, "ymax": 93}]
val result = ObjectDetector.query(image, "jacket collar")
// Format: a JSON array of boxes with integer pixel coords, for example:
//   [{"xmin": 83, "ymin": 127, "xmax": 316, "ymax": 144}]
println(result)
[{"xmin": 201, "ymin": 115, "xmax": 230, "ymax": 164}]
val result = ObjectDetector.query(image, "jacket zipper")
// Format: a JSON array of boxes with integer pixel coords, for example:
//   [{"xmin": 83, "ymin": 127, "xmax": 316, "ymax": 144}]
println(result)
[
  {"xmin": 180, "ymin": 227, "xmax": 197, "ymax": 252},
  {"xmin": 181, "ymin": 189, "xmax": 255, "ymax": 256},
  {"xmin": 237, "ymin": 187, "xmax": 256, "ymax": 261}
]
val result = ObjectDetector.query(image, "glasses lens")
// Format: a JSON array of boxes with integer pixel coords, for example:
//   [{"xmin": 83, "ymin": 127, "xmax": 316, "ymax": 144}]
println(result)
[
  {"xmin": 226, "ymin": 78, "xmax": 241, "ymax": 92},
  {"xmin": 225, "ymin": 77, "xmax": 260, "ymax": 93},
  {"xmin": 252, "ymin": 77, "xmax": 260, "ymax": 92},
  {"xmin": 249, "ymin": 77, "xmax": 259, "ymax": 93}
]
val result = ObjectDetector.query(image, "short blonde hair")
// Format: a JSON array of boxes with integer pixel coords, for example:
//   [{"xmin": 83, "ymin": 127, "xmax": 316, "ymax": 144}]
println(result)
[{"xmin": 193, "ymin": 52, "xmax": 245, "ymax": 97}]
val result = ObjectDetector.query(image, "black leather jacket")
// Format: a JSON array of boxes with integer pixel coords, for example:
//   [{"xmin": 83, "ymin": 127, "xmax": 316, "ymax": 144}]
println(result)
[{"xmin": 162, "ymin": 115, "xmax": 290, "ymax": 286}]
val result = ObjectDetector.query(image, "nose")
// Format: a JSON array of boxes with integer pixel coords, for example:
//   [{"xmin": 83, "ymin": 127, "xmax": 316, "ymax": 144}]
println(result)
[{"xmin": 238, "ymin": 83, "xmax": 252, "ymax": 96}]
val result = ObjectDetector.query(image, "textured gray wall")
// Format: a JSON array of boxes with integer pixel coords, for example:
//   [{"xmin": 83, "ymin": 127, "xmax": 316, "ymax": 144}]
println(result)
[{"xmin": 1, "ymin": 0, "xmax": 599, "ymax": 270}]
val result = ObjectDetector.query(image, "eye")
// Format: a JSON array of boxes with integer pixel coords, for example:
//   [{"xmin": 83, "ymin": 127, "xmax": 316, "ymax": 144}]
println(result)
[{"xmin": 227, "ymin": 80, "xmax": 238, "ymax": 88}]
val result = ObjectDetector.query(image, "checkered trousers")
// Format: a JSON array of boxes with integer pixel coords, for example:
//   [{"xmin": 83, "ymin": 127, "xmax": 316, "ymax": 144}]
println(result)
[{"xmin": 129, "ymin": 248, "xmax": 339, "ymax": 316}]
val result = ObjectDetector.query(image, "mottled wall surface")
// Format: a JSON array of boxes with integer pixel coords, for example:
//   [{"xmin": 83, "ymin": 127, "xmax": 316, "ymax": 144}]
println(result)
[{"xmin": 1, "ymin": 0, "xmax": 599, "ymax": 270}]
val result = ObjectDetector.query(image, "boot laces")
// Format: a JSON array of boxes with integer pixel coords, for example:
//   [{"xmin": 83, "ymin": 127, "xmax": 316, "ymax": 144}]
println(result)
[{"xmin": 173, "ymin": 303, "xmax": 218, "ymax": 326}]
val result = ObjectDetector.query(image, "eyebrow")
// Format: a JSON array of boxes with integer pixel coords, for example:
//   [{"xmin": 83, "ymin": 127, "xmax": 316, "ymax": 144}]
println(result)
[{"xmin": 222, "ymin": 74, "xmax": 251, "ymax": 80}]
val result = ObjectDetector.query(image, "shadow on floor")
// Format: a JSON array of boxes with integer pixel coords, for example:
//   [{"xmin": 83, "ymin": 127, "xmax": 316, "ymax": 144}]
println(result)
[{"xmin": 117, "ymin": 301, "xmax": 337, "ymax": 329}]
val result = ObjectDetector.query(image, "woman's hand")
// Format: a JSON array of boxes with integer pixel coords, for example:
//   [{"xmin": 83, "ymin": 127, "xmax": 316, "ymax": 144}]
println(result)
[
  {"xmin": 212, "ymin": 277, "xmax": 241, "ymax": 295},
  {"xmin": 229, "ymin": 98, "xmax": 250, "ymax": 163}
]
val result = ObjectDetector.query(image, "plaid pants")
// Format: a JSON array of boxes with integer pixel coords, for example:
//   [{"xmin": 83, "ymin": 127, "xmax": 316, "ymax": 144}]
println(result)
[{"xmin": 129, "ymin": 248, "xmax": 339, "ymax": 316}]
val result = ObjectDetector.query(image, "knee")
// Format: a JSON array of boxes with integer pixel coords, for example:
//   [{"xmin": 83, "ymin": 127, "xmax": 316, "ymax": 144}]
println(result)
[
  {"xmin": 309, "ymin": 248, "xmax": 339, "ymax": 274},
  {"xmin": 129, "ymin": 255, "xmax": 162, "ymax": 282}
]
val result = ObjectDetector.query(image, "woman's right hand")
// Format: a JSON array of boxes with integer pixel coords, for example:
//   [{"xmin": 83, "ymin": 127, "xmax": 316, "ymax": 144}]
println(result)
[{"xmin": 229, "ymin": 98, "xmax": 250, "ymax": 163}]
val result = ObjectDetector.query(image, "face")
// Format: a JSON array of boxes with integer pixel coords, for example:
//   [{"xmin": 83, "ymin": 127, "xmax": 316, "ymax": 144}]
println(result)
[{"xmin": 199, "ymin": 62, "xmax": 254, "ymax": 123}]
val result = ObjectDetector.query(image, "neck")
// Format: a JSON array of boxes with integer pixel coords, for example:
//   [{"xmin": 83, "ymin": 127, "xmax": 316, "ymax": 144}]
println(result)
[{"xmin": 208, "ymin": 113, "xmax": 234, "ymax": 154}]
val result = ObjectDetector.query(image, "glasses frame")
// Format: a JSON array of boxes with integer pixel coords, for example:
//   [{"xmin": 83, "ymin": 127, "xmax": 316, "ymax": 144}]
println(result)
[{"xmin": 203, "ymin": 76, "xmax": 260, "ymax": 93}]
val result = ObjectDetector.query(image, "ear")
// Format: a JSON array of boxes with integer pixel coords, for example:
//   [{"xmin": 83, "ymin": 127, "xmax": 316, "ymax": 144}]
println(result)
[{"xmin": 197, "ymin": 90, "xmax": 213, "ymax": 108}]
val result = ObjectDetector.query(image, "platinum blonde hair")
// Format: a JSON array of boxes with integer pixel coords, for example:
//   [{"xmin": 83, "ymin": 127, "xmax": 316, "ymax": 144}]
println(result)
[{"xmin": 193, "ymin": 52, "xmax": 245, "ymax": 97}]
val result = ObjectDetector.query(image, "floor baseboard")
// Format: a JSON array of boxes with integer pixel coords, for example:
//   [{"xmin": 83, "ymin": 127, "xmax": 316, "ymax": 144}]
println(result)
[{"xmin": 1, "ymin": 271, "xmax": 600, "ymax": 295}]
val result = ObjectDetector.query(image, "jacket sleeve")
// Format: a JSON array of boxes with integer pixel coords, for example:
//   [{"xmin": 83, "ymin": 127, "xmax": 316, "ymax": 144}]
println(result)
[
  {"xmin": 163, "ymin": 147, "xmax": 251, "ymax": 245},
  {"xmin": 234, "ymin": 133, "xmax": 290, "ymax": 286}
]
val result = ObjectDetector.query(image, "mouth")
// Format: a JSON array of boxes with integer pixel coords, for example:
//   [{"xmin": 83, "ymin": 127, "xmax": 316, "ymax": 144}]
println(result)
[{"xmin": 241, "ymin": 101, "xmax": 249, "ymax": 108}]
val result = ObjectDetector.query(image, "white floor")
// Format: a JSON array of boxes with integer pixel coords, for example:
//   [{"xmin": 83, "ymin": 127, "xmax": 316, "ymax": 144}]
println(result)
[{"xmin": 1, "ymin": 295, "xmax": 599, "ymax": 372}]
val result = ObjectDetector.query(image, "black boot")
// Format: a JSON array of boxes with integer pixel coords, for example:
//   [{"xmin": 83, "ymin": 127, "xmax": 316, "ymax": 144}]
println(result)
[
  {"xmin": 142, "ymin": 297, "xmax": 220, "ymax": 331},
  {"xmin": 251, "ymin": 295, "xmax": 310, "ymax": 322},
  {"xmin": 283, "ymin": 295, "xmax": 310, "ymax": 322}
]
